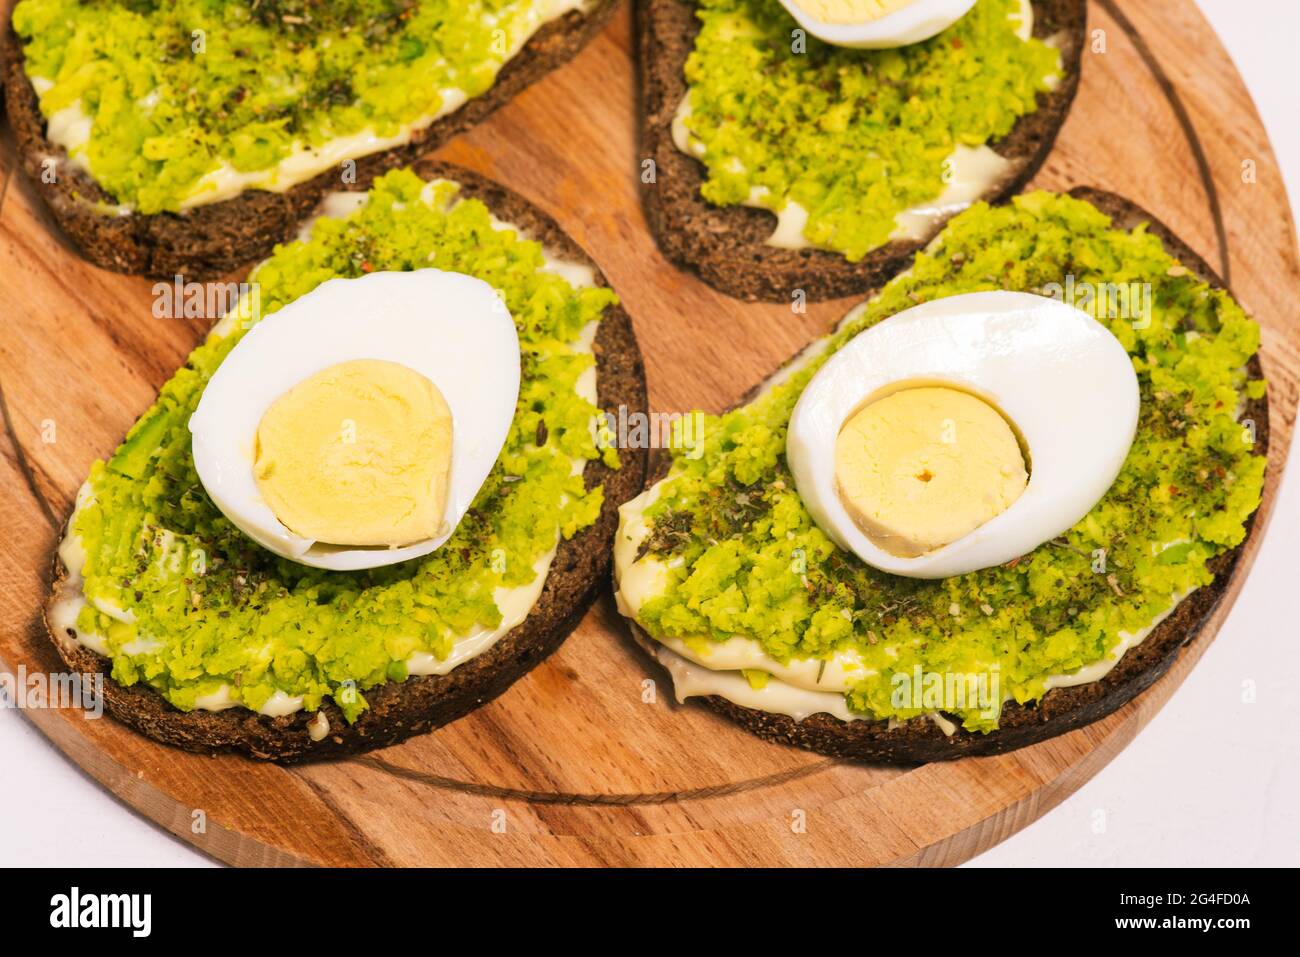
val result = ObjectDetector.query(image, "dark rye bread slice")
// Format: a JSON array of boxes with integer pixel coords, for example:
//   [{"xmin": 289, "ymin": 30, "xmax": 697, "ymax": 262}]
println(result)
[
  {"xmin": 44, "ymin": 160, "xmax": 649, "ymax": 764},
  {"xmin": 631, "ymin": 187, "xmax": 1269, "ymax": 763},
  {"xmin": 1, "ymin": 1, "xmax": 621, "ymax": 279},
  {"xmin": 636, "ymin": 0, "xmax": 1086, "ymax": 303}
]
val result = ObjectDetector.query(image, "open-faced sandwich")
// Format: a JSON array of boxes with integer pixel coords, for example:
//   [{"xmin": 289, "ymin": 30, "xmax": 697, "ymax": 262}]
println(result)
[
  {"xmin": 2, "ymin": 0, "xmax": 618, "ymax": 277},
  {"xmin": 46, "ymin": 162, "xmax": 647, "ymax": 762},
  {"xmin": 637, "ymin": 0, "xmax": 1085, "ymax": 301},
  {"xmin": 614, "ymin": 188, "xmax": 1268, "ymax": 762}
]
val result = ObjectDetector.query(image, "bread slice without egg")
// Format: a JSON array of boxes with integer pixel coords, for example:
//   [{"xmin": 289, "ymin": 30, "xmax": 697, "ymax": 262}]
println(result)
[
  {"xmin": 635, "ymin": 0, "xmax": 1087, "ymax": 302},
  {"xmin": 1, "ymin": 1, "xmax": 622, "ymax": 279},
  {"xmin": 630, "ymin": 188, "xmax": 1269, "ymax": 763},
  {"xmin": 44, "ymin": 161, "xmax": 649, "ymax": 763}
]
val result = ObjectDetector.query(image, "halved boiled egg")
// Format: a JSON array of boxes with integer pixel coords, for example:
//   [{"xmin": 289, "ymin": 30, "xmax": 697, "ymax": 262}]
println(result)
[
  {"xmin": 778, "ymin": 0, "xmax": 979, "ymax": 49},
  {"xmin": 190, "ymin": 270, "xmax": 520, "ymax": 571},
  {"xmin": 787, "ymin": 291, "xmax": 1139, "ymax": 578}
]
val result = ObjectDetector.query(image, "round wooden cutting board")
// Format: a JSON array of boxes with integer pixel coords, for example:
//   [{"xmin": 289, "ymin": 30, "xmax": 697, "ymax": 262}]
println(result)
[{"xmin": 1, "ymin": 0, "xmax": 1297, "ymax": 867}]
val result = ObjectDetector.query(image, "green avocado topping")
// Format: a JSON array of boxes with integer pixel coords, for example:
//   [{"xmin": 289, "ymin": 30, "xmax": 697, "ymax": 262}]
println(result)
[
  {"xmin": 69, "ymin": 169, "xmax": 618, "ymax": 721},
  {"xmin": 677, "ymin": 0, "xmax": 1060, "ymax": 260},
  {"xmin": 13, "ymin": 0, "xmax": 564, "ymax": 213},
  {"xmin": 635, "ymin": 192, "xmax": 1266, "ymax": 732}
]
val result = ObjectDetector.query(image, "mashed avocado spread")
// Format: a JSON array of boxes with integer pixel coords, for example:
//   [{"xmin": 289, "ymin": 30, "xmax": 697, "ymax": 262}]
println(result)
[
  {"xmin": 67, "ymin": 169, "xmax": 618, "ymax": 721},
  {"xmin": 13, "ymin": 0, "xmax": 574, "ymax": 213},
  {"xmin": 634, "ymin": 192, "xmax": 1266, "ymax": 731},
  {"xmin": 677, "ymin": 0, "xmax": 1060, "ymax": 260}
]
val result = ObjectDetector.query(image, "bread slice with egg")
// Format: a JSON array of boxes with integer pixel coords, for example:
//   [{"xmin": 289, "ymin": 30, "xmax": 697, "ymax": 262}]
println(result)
[
  {"xmin": 636, "ymin": 0, "xmax": 1086, "ymax": 302},
  {"xmin": 0, "ymin": 1, "xmax": 619, "ymax": 279},
  {"xmin": 625, "ymin": 187, "xmax": 1269, "ymax": 763},
  {"xmin": 44, "ymin": 161, "xmax": 649, "ymax": 763}
]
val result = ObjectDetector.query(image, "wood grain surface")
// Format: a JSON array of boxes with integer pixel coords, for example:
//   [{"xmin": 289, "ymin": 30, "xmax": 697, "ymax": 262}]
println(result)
[{"xmin": 0, "ymin": 0, "xmax": 1296, "ymax": 867}]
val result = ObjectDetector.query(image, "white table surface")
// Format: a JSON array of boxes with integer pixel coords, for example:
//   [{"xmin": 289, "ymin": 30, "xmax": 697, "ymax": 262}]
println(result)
[{"xmin": 2, "ymin": 0, "xmax": 1296, "ymax": 868}]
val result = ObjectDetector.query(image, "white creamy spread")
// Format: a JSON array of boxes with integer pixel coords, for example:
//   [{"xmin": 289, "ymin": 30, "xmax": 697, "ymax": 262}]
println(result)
[
  {"xmin": 292, "ymin": 191, "xmax": 372, "ymax": 243},
  {"xmin": 1013, "ymin": 0, "xmax": 1032, "ymax": 42},
  {"xmin": 889, "ymin": 144, "xmax": 1014, "ymax": 240},
  {"xmin": 37, "ymin": 0, "xmax": 592, "ymax": 211},
  {"xmin": 51, "ymin": 183, "xmax": 602, "ymax": 721},
  {"xmin": 669, "ymin": 0, "xmax": 1041, "ymax": 252}
]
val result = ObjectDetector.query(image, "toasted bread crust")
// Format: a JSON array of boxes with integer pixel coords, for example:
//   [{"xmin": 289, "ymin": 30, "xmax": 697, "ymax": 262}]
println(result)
[
  {"xmin": 2, "ymin": 2, "xmax": 621, "ymax": 279},
  {"xmin": 635, "ymin": 0, "xmax": 1086, "ymax": 302},
  {"xmin": 634, "ymin": 188, "xmax": 1270, "ymax": 763},
  {"xmin": 44, "ymin": 161, "xmax": 649, "ymax": 764}
]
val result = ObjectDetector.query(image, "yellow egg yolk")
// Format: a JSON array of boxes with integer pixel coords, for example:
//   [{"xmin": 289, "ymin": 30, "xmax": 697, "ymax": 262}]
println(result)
[
  {"xmin": 834, "ymin": 386, "xmax": 1028, "ymax": 557},
  {"xmin": 790, "ymin": 0, "xmax": 915, "ymax": 25},
  {"xmin": 253, "ymin": 359, "xmax": 452, "ymax": 547}
]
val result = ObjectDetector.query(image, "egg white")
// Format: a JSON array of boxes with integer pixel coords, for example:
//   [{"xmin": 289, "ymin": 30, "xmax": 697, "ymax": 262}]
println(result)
[
  {"xmin": 189, "ymin": 269, "xmax": 520, "ymax": 571},
  {"xmin": 786, "ymin": 291, "xmax": 1140, "ymax": 578},
  {"xmin": 779, "ymin": 0, "xmax": 979, "ymax": 49}
]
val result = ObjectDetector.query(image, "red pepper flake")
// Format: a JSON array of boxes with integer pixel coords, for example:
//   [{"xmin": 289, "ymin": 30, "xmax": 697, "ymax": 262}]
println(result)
[
  {"xmin": 952, "ymin": 38, "xmax": 963, "ymax": 48},
  {"xmin": 360, "ymin": 260, "xmax": 374, "ymax": 273},
  {"xmin": 1168, "ymin": 485, "xmax": 1180, "ymax": 495}
]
